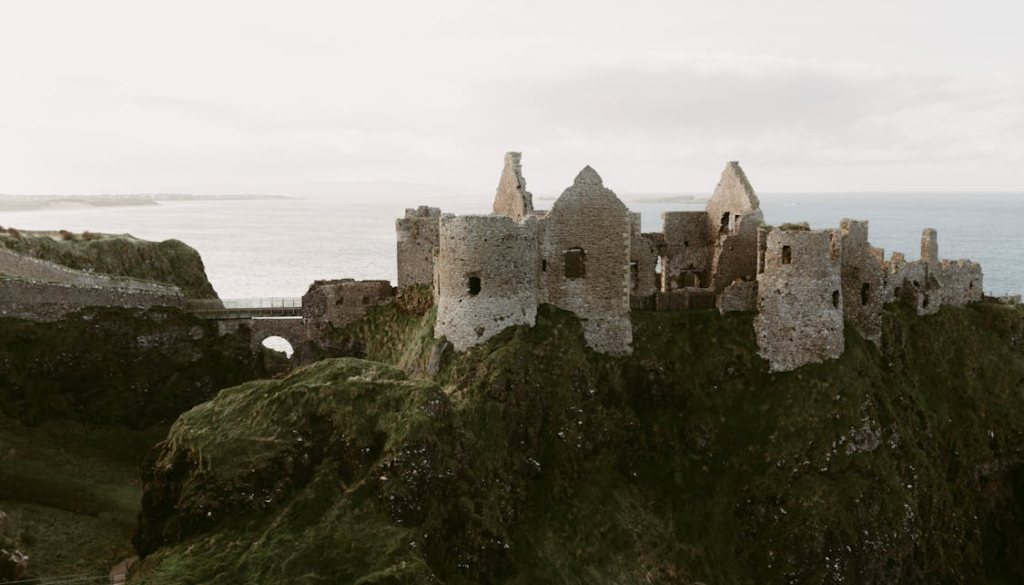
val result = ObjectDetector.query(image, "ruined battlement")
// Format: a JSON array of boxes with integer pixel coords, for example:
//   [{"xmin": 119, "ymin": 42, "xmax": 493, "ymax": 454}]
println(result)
[{"xmin": 395, "ymin": 153, "xmax": 985, "ymax": 370}]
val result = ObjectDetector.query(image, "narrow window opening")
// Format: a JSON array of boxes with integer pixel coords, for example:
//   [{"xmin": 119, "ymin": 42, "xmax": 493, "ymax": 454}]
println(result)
[
  {"xmin": 629, "ymin": 261, "xmax": 639, "ymax": 290},
  {"xmin": 733, "ymin": 214, "xmax": 740, "ymax": 234},
  {"xmin": 361, "ymin": 295, "xmax": 370, "ymax": 305},
  {"xmin": 922, "ymin": 293, "xmax": 930, "ymax": 308},
  {"xmin": 832, "ymin": 291, "xmax": 840, "ymax": 309},
  {"xmin": 683, "ymin": 240, "xmax": 690, "ymax": 248},
  {"xmin": 860, "ymin": 282, "xmax": 871, "ymax": 306},
  {"xmin": 335, "ymin": 296, "xmax": 345, "ymax": 306},
  {"xmin": 781, "ymin": 245, "xmax": 792, "ymax": 265},
  {"xmin": 468, "ymin": 276, "xmax": 481, "ymax": 296},
  {"xmin": 969, "ymin": 281, "xmax": 975, "ymax": 291},
  {"xmin": 564, "ymin": 247, "xmax": 586, "ymax": 278},
  {"xmin": 720, "ymin": 212, "xmax": 730, "ymax": 234},
  {"xmin": 541, "ymin": 259, "xmax": 547, "ymax": 272}
]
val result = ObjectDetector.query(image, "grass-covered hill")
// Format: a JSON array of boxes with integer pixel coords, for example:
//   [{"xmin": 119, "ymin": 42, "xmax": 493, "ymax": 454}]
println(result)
[
  {"xmin": 0, "ymin": 228, "xmax": 218, "ymax": 298},
  {"xmin": 130, "ymin": 297, "xmax": 1024, "ymax": 584}
]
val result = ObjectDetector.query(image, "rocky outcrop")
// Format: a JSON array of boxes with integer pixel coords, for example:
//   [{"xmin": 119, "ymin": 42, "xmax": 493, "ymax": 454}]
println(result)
[{"xmin": 132, "ymin": 300, "xmax": 1024, "ymax": 584}]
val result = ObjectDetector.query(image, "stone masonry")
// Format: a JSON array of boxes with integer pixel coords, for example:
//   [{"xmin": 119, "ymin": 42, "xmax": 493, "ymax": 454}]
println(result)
[
  {"xmin": 396, "ymin": 206, "xmax": 441, "ymax": 289},
  {"xmin": 396, "ymin": 152, "xmax": 986, "ymax": 370}
]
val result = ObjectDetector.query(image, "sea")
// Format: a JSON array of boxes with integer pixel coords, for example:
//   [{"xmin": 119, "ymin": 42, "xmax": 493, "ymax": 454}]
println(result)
[{"xmin": 2, "ymin": 192, "xmax": 1022, "ymax": 298}]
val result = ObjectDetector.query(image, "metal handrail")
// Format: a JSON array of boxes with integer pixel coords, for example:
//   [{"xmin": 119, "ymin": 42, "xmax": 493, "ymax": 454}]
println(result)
[{"xmin": 184, "ymin": 297, "xmax": 303, "ymax": 319}]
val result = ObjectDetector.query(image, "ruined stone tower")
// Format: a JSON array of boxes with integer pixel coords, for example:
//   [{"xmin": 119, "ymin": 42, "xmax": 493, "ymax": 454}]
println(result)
[
  {"xmin": 755, "ymin": 226, "xmax": 845, "ymax": 372},
  {"xmin": 395, "ymin": 152, "xmax": 986, "ymax": 371}
]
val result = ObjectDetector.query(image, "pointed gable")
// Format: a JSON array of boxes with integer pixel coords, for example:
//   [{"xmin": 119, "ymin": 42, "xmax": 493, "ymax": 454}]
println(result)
[
  {"xmin": 707, "ymin": 161, "xmax": 760, "ymax": 214},
  {"xmin": 492, "ymin": 151, "xmax": 534, "ymax": 222}
]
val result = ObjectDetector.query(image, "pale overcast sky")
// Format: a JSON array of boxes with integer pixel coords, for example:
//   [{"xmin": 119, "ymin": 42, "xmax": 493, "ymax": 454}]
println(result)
[{"xmin": 2, "ymin": 0, "xmax": 1023, "ymax": 196}]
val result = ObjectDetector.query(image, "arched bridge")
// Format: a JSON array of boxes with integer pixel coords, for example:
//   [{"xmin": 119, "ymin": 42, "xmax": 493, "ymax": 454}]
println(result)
[{"xmin": 184, "ymin": 298, "xmax": 308, "ymax": 360}]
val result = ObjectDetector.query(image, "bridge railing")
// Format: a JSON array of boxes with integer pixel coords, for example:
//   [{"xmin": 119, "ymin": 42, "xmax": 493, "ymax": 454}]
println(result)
[{"xmin": 184, "ymin": 297, "xmax": 303, "ymax": 319}]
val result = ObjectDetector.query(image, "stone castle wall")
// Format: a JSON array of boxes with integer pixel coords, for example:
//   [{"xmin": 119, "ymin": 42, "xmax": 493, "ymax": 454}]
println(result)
[
  {"xmin": 839, "ymin": 219, "xmax": 885, "ymax": 345},
  {"xmin": 629, "ymin": 212, "xmax": 660, "ymax": 306},
  {"xmin": 396, "ymin": 206, "xmax": 441, "ymax": 289},
  {"xmin": 0, "ymin": 277, "xmax": 184, "ymax": 322},
  {"xmin": 434, "ymin": 214, "xmax": 540, "ymax": 351},
  {"xmin": 301, "ymin": 279, "xmax": 396, "ymax": 333},
  {"xmin": 540, "ymin": 168, "xmax": 632, "ymax": 356},
  {"xmin": 662, "ymin": 211, "xmax": 711, "ymax": 290},
  {"xmin": 755, "ymin": 227, "xmax": 845, "ymax": 372},
  {"xmin": 492, "ymin": 152, "xmax": 534, "ymax": 222},
  {"xmin": 0, "ymin": 247, "xmax": 179, "ymax": 294}
]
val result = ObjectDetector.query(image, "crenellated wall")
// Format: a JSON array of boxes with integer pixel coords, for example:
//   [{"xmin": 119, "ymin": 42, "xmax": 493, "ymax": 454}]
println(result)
[{"xmin": 434, "ymin": 214, "xmax": 540, "ymax": 351}]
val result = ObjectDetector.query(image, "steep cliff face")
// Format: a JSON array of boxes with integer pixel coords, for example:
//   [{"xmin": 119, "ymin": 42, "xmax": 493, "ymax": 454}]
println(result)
[
  {"xmin": 0, "ymin": 230, "xmax": 218, "ymax": 298},
  {"xmin": 0, "ymin": 306, "xmax": 260, "ymax": 427},
  {"xmin": 131, "ymin": 300, "xmax": 1024, "ymax": 584}
]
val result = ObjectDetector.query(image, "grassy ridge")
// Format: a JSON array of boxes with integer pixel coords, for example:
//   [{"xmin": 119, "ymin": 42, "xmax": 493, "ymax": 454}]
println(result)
[
  {"xmin": 0, "ymin": 230, "xmax": 218, "ymax": 298},
  {"xmin": 131, "ymin": 300, "xmax": 1024, "ymax": 583}
]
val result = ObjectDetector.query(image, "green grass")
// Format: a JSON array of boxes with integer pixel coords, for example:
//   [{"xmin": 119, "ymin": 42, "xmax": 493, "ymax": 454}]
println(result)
[
  {"xmin": 131, "ymin": 300, "xmax": 1024, "ymax": 583},
  {"xmin": 0, "ymin": 417, "xmax": 168, "ymax": 577}
]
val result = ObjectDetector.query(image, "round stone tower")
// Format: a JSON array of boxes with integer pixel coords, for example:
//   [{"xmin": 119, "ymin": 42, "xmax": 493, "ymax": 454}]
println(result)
[{"xmin": 434, "ymin": 214, "xmax": 540, "ymax": 351}]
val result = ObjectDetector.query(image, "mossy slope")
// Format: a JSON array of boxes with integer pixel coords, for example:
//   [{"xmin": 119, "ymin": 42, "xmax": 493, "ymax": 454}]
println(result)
[
  {"xmin": 0, "ymin": 230, "xmax": 218, "ymax": 298},
  {"xmin": 133, "ymin": 301, "xmax": 1024, "ymax": 584}
]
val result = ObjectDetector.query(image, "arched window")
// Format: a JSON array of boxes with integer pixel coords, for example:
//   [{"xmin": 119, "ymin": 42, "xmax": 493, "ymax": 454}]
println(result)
[{"xmin": 564, "ymin": 248, "xmax": 586, "ymax": 278}]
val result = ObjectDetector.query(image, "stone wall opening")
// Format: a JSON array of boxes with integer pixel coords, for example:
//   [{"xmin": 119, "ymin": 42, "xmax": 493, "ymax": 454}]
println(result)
[
  {"xmin": 733, "ymin": 214, "xmax": 740, "ymax": 235},
  {"xmin": 468, "ymin": 276, "xmax": 481, "ymax": 296},
  {"xmin": 629, "ymin": 261, "xmax": 639, "ymax": 290},
  {"xmin": 861, "ymin": 282, "xmax": 871, "ymax": 306},
  {"xmin": 832, "ymin": 290, "xmax": 840, "ymax": 309},
  {"xmin": 261, "ymin": 335, "xmax": 294, "ymax": 359},
  {"xmin": 782, "ymin": 246, "xmax": 792, "ymax": 265},
  {"xmin": 564, "ymin": 248, "xmax": 586, "ymax": 279},
  {"xmin": 720, "ymin": 212, "xmax": 730, "ymax": 234}
]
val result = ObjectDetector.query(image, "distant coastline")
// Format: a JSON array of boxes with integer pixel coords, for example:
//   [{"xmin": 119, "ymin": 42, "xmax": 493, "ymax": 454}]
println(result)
[{"xmin": 0, "ymin": 193, "xmax": 290, "ymax": 212}]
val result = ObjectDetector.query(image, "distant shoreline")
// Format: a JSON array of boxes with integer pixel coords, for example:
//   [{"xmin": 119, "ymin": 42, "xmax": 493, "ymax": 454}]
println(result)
[{"xmin": 0, "ymin": 194, "xmax": 291, "ymax": 212}]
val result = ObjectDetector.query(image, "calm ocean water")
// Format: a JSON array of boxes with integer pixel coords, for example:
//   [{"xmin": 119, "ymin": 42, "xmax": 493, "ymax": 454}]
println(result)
[{"xmin": 2, "ymin": 192, "xmax": 1021, "ymax": 298}]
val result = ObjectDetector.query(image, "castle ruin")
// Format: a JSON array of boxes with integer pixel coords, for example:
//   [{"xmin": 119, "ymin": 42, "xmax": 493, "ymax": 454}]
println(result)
[{"xmin": 397, "ymin": 153, "xmax": 985, "ymax": 371}]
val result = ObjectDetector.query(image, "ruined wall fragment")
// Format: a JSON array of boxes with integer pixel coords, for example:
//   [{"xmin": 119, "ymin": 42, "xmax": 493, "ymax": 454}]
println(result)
[
  {"xmin": 662, "ymin": 211, "xmax": 711, "ymax": 290},
  {"xmin": 705, "ymin": 162, "xmax": 764, "ymax": 292},
  {"xmin": 396, "ymin": 206, "xmax": 441, "ymax": 289},
  {"xmin": 629, "ymin": 212, "xmax": 660, "ymax": 309},
  {"xmin": 839, "ymin": 219, "xmax": 885, "ymax": 345},
  {"xmin": 755, "ymin": 227, "xmax": 844, "ymax": 372},
  {"xmin": 492, "ymin": 152, "xmax": 534, "ymax": 222}
]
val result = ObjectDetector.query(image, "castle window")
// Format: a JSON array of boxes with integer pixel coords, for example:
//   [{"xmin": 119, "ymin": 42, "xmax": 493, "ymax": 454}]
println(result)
[
  {"xmin": 683, "ymin": 240, "xmax": 689, "ymax": 248},
  {"xmin": 335, "ymin": 296, "xmax": 344, "ymax": 306},
  {"xmin": 781, "ymin": 246, "xmax": 792, "ymax": 265},
  {"xmin": 860, "ymin": 282, "xmax": 871, "ymax": 306},
  {"xmin": 733, "ymin": 214, "xmax": 740, "ymax": 235},
  {"xmin": 362, "ymin": 296, "xmax": 370, "ymax": 305},
  {"xmin": 468, "ymin": 276, "xmax": 481, "ymax": 296},
  {"xmin": 720, "ymin": 212, "xmax": 730, "ymax": 234},
  {"xmin": 629, "ymin": 261, "xmax": 639, "ymax": 290},
  {"xmin": 542, "ymin": 259, "xmax": 547, "ymax": 272},
  {"xmin": 564, "ymin": 248, "xmax": 586, "ymax": 278},
  {"xmin": 832, "ymin": 291, "xmax": 840, "ymax": 308}
]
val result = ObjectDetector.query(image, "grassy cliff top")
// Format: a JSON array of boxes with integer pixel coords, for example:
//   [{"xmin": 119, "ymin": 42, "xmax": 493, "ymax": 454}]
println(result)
[
  {"xmin": 130, "ymin": 298, "xmax": 1024, "ymax": 584},
  {"xmin": 0, "ymin": 228, "xmax": 218, "ymax": 298}
]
